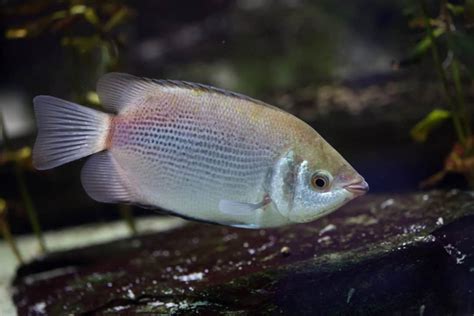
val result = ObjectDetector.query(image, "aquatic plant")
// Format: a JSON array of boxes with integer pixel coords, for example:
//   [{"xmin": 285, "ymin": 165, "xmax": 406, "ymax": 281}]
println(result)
[
  {"xmin": 0, "ymin": 115, "xmax": 46, "ymax": 253},
  {"xmin": 0, "ymin": 198, "xmax": 23, "ymax": 264},
  {"xmin": 405, "ymin": 0, "xmax": 474, "ymax": 187},
  {"xmin": 119, "ymin": 205, "xmax": 137, "ymax": 235},
  {"xmin": 3, "ymin": 0, "xmax": 138, "ymax": 234},
  {"xmin": 3, "ymin": 0, "xmax": 133, "ymax": 99}
]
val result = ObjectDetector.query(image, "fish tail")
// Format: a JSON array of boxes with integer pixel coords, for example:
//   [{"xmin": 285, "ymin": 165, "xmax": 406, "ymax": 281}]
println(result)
[{"xmin": 32, "ymin": 96, "xmax": 112, "ymax": 170}]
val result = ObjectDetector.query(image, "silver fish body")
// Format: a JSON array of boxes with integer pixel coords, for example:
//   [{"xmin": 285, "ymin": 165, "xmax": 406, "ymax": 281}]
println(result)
[{"xmin": 33, "ymin": 73, "xmax": 368, "ymax": 228}]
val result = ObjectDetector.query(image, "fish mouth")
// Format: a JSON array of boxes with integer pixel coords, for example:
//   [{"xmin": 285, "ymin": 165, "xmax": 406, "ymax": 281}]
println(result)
[{"xmin": 344, "ymin": 179, "xmax": 369, "ymax": 196}]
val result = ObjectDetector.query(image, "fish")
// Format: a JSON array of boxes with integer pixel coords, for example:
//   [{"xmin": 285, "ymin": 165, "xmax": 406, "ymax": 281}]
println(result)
[{"xmin": 32, "ymin": 72, "xmax": 369, "ymax": 228}]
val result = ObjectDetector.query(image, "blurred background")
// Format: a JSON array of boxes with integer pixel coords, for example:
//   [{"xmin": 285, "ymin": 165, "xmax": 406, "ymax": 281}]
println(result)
[{"xmin": 0, "ymin": 0, "xmax": 473, "ymax": 235}]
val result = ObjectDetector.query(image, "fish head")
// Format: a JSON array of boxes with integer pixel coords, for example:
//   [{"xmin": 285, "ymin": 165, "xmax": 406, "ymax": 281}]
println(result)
[{"xmin": 270, "ymin": 137, "xmax": 368, "ymax": 224}]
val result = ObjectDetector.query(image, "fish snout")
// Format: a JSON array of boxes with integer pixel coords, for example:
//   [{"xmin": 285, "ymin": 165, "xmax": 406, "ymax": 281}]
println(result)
[{"xmin": 344, "ymin": 178, "xmax": 369, "ymax": 196}]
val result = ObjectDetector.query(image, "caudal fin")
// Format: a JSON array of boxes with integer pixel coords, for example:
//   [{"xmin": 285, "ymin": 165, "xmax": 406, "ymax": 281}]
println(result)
[{"xmin": 33, "ymin": 96, "xmax": 111, "ymax": 170}]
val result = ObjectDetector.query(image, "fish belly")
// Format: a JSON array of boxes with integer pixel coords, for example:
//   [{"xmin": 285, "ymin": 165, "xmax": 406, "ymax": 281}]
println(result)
[{"xmin": 110, "ymin": 93, "xmax": 287, "ymax": 224}]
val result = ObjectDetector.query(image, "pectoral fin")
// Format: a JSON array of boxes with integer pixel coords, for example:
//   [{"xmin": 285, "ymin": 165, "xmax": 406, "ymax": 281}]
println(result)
[{"xmin": 218, "ymin": 195, "xmax": 271, "ymax": 216}]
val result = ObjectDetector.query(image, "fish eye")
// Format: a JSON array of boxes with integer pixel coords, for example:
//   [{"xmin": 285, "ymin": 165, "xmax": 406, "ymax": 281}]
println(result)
[{"xmin": 310, "ymin": 171, "xmax": 331, "ymax": 190}]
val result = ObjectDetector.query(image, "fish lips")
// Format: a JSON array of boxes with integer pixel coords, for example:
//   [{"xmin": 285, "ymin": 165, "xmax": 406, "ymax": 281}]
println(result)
[{"xmin": 344, "ymin": 179, "xmax": 369, "ymax": 196}]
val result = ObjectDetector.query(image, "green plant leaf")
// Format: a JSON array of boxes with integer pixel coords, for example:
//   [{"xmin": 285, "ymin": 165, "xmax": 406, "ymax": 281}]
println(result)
[
  {"xmin": 411, "ymin": 109, "xmax": 452, "ymax": 143},
  {"xmin": 446, "ymin": 3, "xmax": 464, "ymax": 16},
  {"xmin": 104, "ymin": 7, "xmax": 131, "ymax": 32},
  {"xmin": 466, "ymin": 0, "xmax": 474, "ymax": 25},
  {"xmin": 409, "ymin": 27, "xmax": 445, "ymax": 60},
  {"xmin": 450, "ymin": 31, "xmax": 474, "ymax": 77}
]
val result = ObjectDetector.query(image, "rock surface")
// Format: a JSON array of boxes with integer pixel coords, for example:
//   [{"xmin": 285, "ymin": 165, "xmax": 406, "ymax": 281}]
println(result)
[{"xmin": 12, "ymin": 191, "xmax": 474, "ymax": 315}]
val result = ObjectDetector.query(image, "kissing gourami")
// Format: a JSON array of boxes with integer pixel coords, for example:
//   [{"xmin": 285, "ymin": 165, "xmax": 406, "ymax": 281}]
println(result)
[{"xmin": 33, "ymin": 73, "xmax": 368, "ymax": 228}]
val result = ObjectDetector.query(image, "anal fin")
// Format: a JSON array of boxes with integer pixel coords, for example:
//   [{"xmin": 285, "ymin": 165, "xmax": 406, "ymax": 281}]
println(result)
[{"xmin": 81, "ymin": 151, "xmax": 133, "ymax": 203}]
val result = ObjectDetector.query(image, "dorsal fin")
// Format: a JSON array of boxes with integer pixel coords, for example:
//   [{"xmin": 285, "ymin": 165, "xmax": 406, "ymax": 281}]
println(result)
[
  {"xmin": 97, "ymin": 72, "xmax": 283, "ymax": 114},
  {"xmin": 97, "ymin": 72, "xmax": 150, "ymax": 114}
]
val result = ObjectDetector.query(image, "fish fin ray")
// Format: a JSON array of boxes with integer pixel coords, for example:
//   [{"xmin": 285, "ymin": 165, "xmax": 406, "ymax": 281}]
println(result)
[
  {"xmin": 218, "ymin": 200, "xmax": 263, "ymax": 216},
  {"xmin": 97, "ymin": 73, "xmax": 150, "ymax": 113},
  {"xmin": 33, "ymin": 96, "xmax": 110, "ymax": 170},
  {"xmin": 81, "ymin": 151, "xmax": 133, "ymax": 203},
  {"xmin": 97, "ymin": 72, "xmax": 284, "ymax": 113}
]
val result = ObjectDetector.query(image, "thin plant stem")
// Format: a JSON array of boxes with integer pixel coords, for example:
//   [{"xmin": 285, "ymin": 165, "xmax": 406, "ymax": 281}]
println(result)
[
  {"xmin": 420, "ymin": 0, "xmax": 467, "ymax": 146},
  {"xmin": 452, "ymin": 57, "xmax": 473, "ymax": 156},
  {"xmin": 0, "ymin": 219, "xmax": 24, "ymax": 264},
  {"xmin": 119, "ymin": 204, "xmax": 137, "ymax": 235},
  {"xmin": 0, "ymin": 114, "xmax": 47, "ymax": 253},
  {"xmin": 14, "ymin": 162, "xmax": 47, "ymax": 253},
  {"xmin": 442, "ymin": 1, "xmax": 472, "ymax": 145}
]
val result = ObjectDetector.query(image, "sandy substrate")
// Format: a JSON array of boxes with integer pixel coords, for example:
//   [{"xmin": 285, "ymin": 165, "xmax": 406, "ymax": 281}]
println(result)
[{"xmin": 0, "ymin": 216, "xmax": 185, "ymax": 316}]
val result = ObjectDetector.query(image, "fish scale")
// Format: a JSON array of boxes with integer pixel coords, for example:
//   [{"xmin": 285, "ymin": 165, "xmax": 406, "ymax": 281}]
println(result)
[
  {"xmin": 32, "ymin": 72, "xmax": 368, "ymax": 228},
  {"xmin": 111, "ymin": 91, "xmax": 286, "ymax": 222}
]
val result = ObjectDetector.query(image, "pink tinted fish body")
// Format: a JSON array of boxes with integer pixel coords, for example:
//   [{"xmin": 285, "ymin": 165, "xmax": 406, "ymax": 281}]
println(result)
[{"xmin": 33, "ymin": 73, "xmax": 368, "ymax": 228}]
